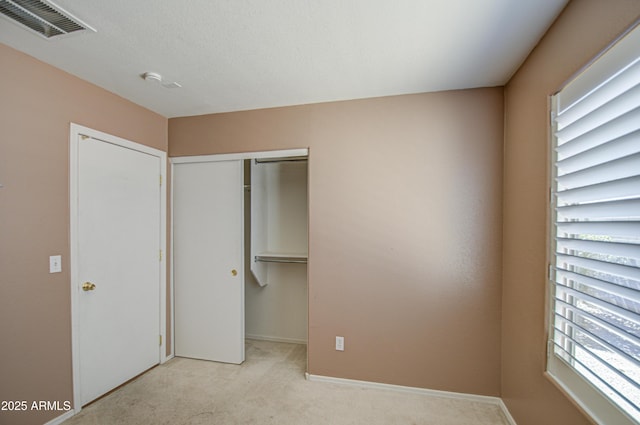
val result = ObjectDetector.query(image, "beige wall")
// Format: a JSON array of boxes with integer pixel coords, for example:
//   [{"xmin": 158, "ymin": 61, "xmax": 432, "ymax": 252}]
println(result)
[
  {"xmin": 0, "ymin": 44, "xmax": 167, "ymax": 425},
  {"xmin": 169, "ymin": 87, "xmax": 504, "ymax": 396},
  {"xmin": 502, "ymin": 1, "xmax": 640, "ymax": 425}
]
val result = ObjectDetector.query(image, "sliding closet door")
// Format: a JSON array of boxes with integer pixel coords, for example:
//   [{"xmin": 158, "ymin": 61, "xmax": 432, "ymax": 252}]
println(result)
[{"xmin": 173, "ymin": 160, "xmax": 244, "ymax": 364}]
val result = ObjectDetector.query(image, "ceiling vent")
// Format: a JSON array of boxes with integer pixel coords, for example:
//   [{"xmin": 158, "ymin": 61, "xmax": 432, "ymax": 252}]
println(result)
[{"xmin": 0, "ymin": 0, "xmax": 95, "ymax": 39}]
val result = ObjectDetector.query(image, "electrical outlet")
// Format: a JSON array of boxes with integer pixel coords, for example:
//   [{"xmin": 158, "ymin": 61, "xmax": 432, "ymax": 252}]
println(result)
[
  {"xmin": 335, "ymin": 336, "xmax": 344, "ymax": 351},
  {"xmin": 49, "ymin": 255, "xmax": 62, "ymax": 273}
]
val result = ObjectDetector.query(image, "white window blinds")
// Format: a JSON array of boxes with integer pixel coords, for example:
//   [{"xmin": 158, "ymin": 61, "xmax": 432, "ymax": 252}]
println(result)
[{"xmin": 549, "ymin": 23, "xmax": 640, "ymax": 425}]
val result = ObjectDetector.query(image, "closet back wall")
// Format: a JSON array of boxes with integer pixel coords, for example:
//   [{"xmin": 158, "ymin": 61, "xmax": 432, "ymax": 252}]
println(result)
[{"xmin": 169, "ymin": 88, "xmax": 504, "ymax": 395}]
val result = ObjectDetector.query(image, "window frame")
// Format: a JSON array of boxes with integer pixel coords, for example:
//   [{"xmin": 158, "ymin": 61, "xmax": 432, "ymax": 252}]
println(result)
[{"xmin": 546, "ymin": 22, "xmax": 640, "ymax": 425}]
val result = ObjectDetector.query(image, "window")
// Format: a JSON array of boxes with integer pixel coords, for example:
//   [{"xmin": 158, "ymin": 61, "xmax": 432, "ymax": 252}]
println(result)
[{"xmin": 548, "ymin": 23, "xmax": 640, "ymax": 425}]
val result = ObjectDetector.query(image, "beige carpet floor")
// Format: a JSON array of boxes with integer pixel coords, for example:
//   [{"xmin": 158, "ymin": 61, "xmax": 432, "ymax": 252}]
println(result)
[{"xmin": 63, "ymin": 340, "xmax": 509, "ymax": 425}]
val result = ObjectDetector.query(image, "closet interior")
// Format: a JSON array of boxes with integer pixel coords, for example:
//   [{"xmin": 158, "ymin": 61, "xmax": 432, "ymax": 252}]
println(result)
[{"xmin": 245, "ymin": 156, "xmax": 308, "ymax": 344}]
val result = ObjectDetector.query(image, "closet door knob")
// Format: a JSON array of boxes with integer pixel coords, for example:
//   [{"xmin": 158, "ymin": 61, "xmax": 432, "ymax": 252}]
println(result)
[{"xmin": 231, "ymin": 269, "xmax": 238, "ymax": 276}]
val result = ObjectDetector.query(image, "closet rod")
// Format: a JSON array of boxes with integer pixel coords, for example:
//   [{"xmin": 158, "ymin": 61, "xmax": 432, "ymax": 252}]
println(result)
[
  {"xmin": 255, "ymin": 255, "xmax": 307, "ymax": 264},
  {"xmin": 254, "ymin": 156, "xmax": 307, "ymax": 164}
]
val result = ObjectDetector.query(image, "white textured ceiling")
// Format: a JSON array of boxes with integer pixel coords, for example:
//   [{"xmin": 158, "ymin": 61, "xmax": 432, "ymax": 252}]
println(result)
[{"xmin": 0, "ymin": 0, "xmax": 568, "ymax": 118}]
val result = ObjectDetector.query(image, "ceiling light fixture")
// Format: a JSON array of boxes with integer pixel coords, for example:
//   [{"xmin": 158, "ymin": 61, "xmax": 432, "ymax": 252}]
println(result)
[
  {"xmin": 142, "ymin": 72, "xmax": 162, "ymax": 83},
  {"xmin": 141, "ymin": 72, "xmax": 182, "ymax": 89}
]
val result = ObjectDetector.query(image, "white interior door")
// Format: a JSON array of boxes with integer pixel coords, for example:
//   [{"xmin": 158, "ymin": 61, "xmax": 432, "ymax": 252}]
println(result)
[
  {"xmin": 173, "ymin": 160, "xmax": 244, "ymax": 364},
  {"xmin": 77, "ymin": 135, "xmax": 161, "ymax": 406}
]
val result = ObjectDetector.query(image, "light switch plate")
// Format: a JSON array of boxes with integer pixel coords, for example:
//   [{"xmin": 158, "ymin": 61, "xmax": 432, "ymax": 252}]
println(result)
[{"xmin": 49, "ymin": 255, "xmax": 62, "ymax": 273}]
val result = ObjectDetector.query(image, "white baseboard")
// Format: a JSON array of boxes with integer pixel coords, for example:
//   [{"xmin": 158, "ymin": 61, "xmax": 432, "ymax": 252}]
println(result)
[
  {"xmin": 246, "ymin": 334, "xmax": 307, "ymax": 345},
  {"xmin": 43, "ymin": 409, "xmax": 75, "ymax": 425},
  {"xmin": 305, "ymin": 374, "xmax": 517, "ymax": 425},
  {"xmin": 498, "ymin": 399, "xmax": 518, "ymax": 425}
]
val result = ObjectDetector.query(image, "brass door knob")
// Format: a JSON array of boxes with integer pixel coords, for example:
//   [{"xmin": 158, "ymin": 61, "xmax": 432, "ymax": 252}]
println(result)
[
  {"xmin": 82, "ymin": 282, "xmax": 96, "ymax": 291},
  {"xmin": 231, "ymin": 269, "xmax": 238, "ymax": 276}
]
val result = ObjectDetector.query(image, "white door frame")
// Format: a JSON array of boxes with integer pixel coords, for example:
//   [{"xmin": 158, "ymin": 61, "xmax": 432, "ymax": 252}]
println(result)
[
  {"xmin": 69, "ymin": 123, "xmax": 168, "ymax": 413},
  {"xmin": 169, "ymin": 148, "xmax": 308, "ymax": 359}
]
